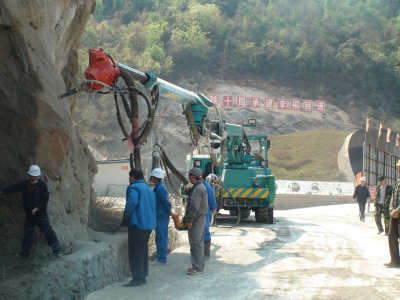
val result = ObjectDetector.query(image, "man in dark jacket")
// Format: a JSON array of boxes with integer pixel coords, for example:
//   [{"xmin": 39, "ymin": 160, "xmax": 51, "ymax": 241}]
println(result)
[
  {"xmin": 123, "ymin": 168, "xmax": 156, "ymax": 287},
  {"xmin": 374, "ymin": 175, "xmax": 393, "ymax": 235},
  {"xmin": 0, "ymin": 165, "xmax": 62, "ymax": 258},
  {"xmin": 184, "ymin": 168, "xmax": 208, "ymax": 275},
  {"xmin": 384, "ymin": 160, "xmax": 400, "ymax": 267},
  {"xmin": 353, "ymin": 177, "xmax": 371, "ymax": 222}
]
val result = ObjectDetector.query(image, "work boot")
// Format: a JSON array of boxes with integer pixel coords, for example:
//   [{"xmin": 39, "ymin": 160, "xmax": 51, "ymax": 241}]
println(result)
[
  {"xmin": 377, "ymin": 229, "xmax": 384, "ymax": 234},
  {"xmin": 361, "ymin": 218, "xmax": 365, "ymax": 222},
  {"xmin": 187, "ymin": 268, "xmax": 203, "ymax": 275},
  {"xmin": 151, "ymin": 261, "xmax": 167, "ymax": 266},
  {"xmin": 54, "ymin": 251, "xmax": 63, "ymax": 258},
  {"xmin": 383, "ymin": 261, "xmax": 400, "ymax": 268},
  {"xmin": 384, "ymin": 232, "xmax": 389, "ymax": 236},
  {"xmin": 123, "ymin": 279, "xmax": 143, "ymax": 287},
  {"xmin": 15, "ymin": 253, "xmax": 28, "ymax": 259}
]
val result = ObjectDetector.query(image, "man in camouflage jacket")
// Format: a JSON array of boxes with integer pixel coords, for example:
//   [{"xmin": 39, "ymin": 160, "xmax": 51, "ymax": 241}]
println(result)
[
  {"xmin": 374, "ymin": 176, "xmax": 393, "ymax": 235},
  {"xmin": 385, "ymin": 161, "xmax": 400, "ymax": 267}
]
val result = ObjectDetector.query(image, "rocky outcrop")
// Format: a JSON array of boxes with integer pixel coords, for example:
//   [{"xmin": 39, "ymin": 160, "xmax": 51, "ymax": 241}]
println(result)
[{"xmin": 0, "ymin": 0, "xmax": 96, "ymax": 249}]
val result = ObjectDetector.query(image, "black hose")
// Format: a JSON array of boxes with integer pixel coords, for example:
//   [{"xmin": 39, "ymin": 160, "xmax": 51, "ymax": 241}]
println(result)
[
  {"xmin": 160, "ymin": 148, "xmax": 189, "ymax": 186},
  {"xmin": 119, "ymin": 69, "xmax": 141, "ymax": 170},
  {"xmin": 114, "ymin": 92, "xmax": 129, "ymax": 139},
  {"xmin": 160, "ymin": 154, "xmax": 181, "ymax": 196},
  {"xmin": 216, "ymin": 182, "xmax": 241, "ymax": 228}
]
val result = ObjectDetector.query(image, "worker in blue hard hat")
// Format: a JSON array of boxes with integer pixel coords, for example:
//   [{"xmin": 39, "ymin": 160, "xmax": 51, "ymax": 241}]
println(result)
[
  {"xmin": 0, "ymin": 165, "xmax": 63, "ymax": 258},
  {"xmin": 149, "ymin": 168, "xmax": 179, "ymax": 266},
  {"xmin": 201, "ymin": 171, "xmax": 217, "ymax": 260}
]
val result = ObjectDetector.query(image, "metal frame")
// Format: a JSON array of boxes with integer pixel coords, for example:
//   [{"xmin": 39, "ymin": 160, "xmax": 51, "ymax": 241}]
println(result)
[{"xmin": 363, "ymin": 143, "xmax": 399, "ymax": 186}]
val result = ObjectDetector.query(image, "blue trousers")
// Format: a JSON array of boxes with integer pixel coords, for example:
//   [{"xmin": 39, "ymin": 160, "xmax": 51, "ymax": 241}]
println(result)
[
  {"xmin": 155, "ymin": 217, "xmax": 169, "ymax": 263},
  {"xmin": 22, "ymin": 214, "xmax": 62, "ymax": 257},
  {"xmin": 205, "ymin": 213, "xmax": 211, "ymax": 241}
]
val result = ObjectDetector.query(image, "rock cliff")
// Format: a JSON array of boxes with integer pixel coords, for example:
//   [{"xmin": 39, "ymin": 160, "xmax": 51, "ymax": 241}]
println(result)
[{"xmin": 0, "ymin": 0, "xmax": 97, "ymax": 250}]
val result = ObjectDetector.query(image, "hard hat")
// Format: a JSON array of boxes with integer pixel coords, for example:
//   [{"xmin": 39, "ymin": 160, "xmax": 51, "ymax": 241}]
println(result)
[
  {"xmin": 150, "ymin": 168, "xmax": 164, "ymax": 179},
  {"xmin": 397, "ymin": 160, "xmax": 400, "ymax": 166},
  {"xmin": 360, "ymin": 177, "xmax": 366, "ymax": 182},
  {"xmin": 28, "ymin": 165, "xmax": 41, "ymax": 176},
  {"xmin": 188, "ymin": 168, "xmax": 202, "ymax": 178}
]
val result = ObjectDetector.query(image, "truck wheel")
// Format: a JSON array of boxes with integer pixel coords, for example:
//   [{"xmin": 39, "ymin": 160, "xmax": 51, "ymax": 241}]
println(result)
[
  {"xmin": 229, "ymin": 209, "xmax": 250, "ymax": 219},
  {"xmin": 256, "ymin": 207, "xmax": 268, "ymax": 223},
  {"xmin": 268, "ymin": 208, "xmax": 274, "ymax": 224},
  {"xmin": 240, "ymin": 209, "xmax": 250, "ymax": 219}
]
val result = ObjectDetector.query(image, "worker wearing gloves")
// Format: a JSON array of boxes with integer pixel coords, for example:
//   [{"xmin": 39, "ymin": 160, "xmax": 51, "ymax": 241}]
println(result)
[
  {"xmin": 149, "ymin": 168, "xmax": 179, "ymax": 266},
  {"xmin": 373, "ymin": 175, "xmax": 393, "ymax": 235},
  {"xmin": 184, "ymin": 168, "xmax": 208, "ymax": 275},
  {"xmin": 123, "ymin": 169, "xmax": 156, "ymax": 287},
  {"xmin": 201, "ymin": 172, "xmax": 217, "ymax": 260},
  {"xmin": 353, "ymin": 177, "xmax": 370, "ymax": 222},
  {"xmin": 0, "ymin": 165, "xmax": 62, "ymax": 258},
  {"xmin": 385, "ymin": 161, "xmax": 400, "ymax": 267}
]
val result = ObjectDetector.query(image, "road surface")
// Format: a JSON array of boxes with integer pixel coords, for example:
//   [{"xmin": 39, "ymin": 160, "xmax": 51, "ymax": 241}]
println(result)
[{"xmin": 86, "ymin": 204, "xmax": 400, "ymax": 300}]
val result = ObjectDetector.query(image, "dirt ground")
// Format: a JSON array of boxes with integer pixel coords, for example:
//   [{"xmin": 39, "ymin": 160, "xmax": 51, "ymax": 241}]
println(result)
[{"xmin": 86, "ymin": 204, "xmax": 400, "ymax": 300}]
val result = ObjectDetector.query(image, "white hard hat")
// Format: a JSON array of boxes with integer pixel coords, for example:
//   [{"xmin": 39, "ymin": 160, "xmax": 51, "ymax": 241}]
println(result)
[
  {"xmin": 360, "ymin": 177, "xmax": 366, "ymax": 181},
  {"xmin": 28, "ymin": 165, "xmax": 41, "ymax": 176},
  {"xmin": 150, "ymin": 168, "xmax": 164, "ymax": 179}
]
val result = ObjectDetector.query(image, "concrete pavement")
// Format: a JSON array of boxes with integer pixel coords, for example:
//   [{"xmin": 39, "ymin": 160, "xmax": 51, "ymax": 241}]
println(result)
[{"xmin": 86, "ymin": 204, "xmax": 400, "ymax": 300}]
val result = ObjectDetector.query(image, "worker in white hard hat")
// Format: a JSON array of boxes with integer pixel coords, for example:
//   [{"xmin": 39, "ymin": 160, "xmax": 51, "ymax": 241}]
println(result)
[
  {"xmin": 0, "ymin": 165, "xmax": 63, "ymax": 258},
  {"xmin": 149, "ymin": 168, "xmax": 179, "ymax": 266},
  {"xmin": 353, "ymin": 176, "xmax": 370, "ymax": 222},
  {"xmin": 385, "ymin": 160, "xmax": 400, "ymax": 267}
]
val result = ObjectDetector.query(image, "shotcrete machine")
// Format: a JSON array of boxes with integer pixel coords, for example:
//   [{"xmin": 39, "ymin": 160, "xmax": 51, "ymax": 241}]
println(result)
[{"xmin": 59, "ymin": 49, "xmax": 275, "ymax": 224}]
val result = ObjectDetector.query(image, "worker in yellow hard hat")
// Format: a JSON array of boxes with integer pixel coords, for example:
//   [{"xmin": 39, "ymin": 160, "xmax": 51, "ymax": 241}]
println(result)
[{"xmin": 385, "ymin": 160, "xmax": 400, "ymax": 267}]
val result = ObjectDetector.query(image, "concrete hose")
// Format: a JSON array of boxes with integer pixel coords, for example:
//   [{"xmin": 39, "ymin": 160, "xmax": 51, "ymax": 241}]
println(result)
[
  {"xmin": 138, "ymin": 109, "xmax": 155, "ymax": 145},
  {"xmin": 185, "ymin": 108, "xmax": 227, "ymax": 167},
  {"xmin": 160, "ymin": 148, "xmax": 189, "ymax": 186},
  {"xmin": 217, "ymin": 182, "xmax": 241, "ymax": 227}
]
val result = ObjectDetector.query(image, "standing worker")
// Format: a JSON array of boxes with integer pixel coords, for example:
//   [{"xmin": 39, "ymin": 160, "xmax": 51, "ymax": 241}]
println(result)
[
  {"xmin": 385, "ymin": 160, "xmax": 400, "ymax": 267},
  {"xmin": 0, "ymin": 165, "xmax": 63, "ymax": 258},
  {"xmin": 374, "ymin": 176, "xmax": 393, "ymax": 235},
  {"xmin": 353, "ymin": 177, "xmax": 371, "ymax": 222},
  {"xmin": 123, "ymin": 169, "xmax": 156, "ymax": 287},
  {"xmin": 184, "ymin": 168, "xmax": 208, "ymax": 275},
  {"xmin": 201, "ymin": 172, "xmax": 217, "ymax": 260},
  {"xmin": 149, "ymin": 168, "xmax": 179, "ymax": 266}
]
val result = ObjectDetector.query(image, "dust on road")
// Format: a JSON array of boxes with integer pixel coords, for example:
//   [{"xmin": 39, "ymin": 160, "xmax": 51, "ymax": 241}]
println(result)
[{"xmin": 86, "ymin": 204, "xmax": 400, "ymax": 300}]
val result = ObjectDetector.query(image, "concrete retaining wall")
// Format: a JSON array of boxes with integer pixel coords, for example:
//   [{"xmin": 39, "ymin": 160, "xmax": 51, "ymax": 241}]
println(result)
[{"xmin": 274, "ymin": 194, "xmax": 353, "ymax": 210}]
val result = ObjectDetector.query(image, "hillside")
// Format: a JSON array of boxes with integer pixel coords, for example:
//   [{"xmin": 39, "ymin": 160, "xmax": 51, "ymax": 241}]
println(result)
[
  {"xmin": 269, "ymin": 130, "xmax": 351, "ymax": 181},
  {"xmin": 78, "ymin": 0, "xmax": 400, "ymax": 130}
]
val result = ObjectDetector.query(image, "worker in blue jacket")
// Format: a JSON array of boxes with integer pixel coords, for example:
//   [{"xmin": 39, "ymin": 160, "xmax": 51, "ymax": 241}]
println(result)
[
  {"xmin": 149, "ymin": 168, "xmax": 179, "ymax": 266},
  {"xmin": 201, "ymin": 172, "xmax": 217, "ymax": 260},
  {"xmin": 123, "ymin": 169, "xmax": 156, "ymax": 287},
  {"xmin": 0, "ymin": 165, "xmax": 62, "ymax": 258}
]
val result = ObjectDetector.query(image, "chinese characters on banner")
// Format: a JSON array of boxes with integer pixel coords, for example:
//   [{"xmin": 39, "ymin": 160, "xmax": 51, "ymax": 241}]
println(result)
[
  {"xmin": 316, "ymin": 100, "xmax": 325, "ymax": 112},
  {"xmin": 207, "ymin": 95, "xmax": 327, "ymax": 111},
  {"xmin": 265, "ymin": 98, "xmax": 274, "ymax": 108},
  {"xmin": 251, "ymin": 97, "xmax": 261, "ymax": 108},
  {"xmin": 291, "ymin": 99, "xmax": 300, "ymax": 110},
  {"xmin": 278, "ymin": 99, "xmax": 287, "ymax": 110},
  {"xmin": 303, "ymin": 100, "xmax": 313, "ymax": 111},
  {"xmin": 209, "ymin": 95, "xmax": 219, "ymax": 106},
  {"xmin": 223, "ymin": 95, "xmax": 233, "ymax": 107},
  {"xmin": 237, "ymin": 96, "xmax": 247, "ymax": 107}
]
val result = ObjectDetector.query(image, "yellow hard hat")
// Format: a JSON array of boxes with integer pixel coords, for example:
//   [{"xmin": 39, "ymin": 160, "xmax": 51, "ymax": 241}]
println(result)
[{"xmin": 397, "ymin": 160, "xmax": 400, "ymax": 167}]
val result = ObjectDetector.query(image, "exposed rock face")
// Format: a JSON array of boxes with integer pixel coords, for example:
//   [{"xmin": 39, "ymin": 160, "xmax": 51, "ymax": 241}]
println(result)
[{"xmin": 0, "ymin": 0, "xmax": 96, "ymax": 249}]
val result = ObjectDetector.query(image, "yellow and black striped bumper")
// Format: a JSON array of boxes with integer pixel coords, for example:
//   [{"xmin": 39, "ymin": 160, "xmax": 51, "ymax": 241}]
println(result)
[{"xmin": 222, "ymin": 187, "xmax": 269, "ymax": 199}]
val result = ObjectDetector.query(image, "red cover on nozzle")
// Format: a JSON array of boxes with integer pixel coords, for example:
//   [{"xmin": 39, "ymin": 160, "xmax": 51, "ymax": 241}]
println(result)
[{"xmin": 84, "ymin": 48, "xmax": 120, "ymax": 90}]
